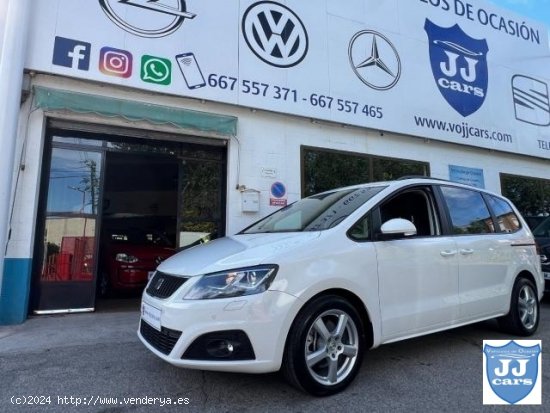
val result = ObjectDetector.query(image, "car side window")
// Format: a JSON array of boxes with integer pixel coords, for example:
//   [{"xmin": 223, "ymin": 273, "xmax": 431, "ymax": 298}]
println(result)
[
  {"xmin": 486, "ymin": 195, "xmax": 521, "ymax": 233},
  {"xmin": 378, "ymin": 188, "xmax": 441, "ymax": 236},
  {"xmin": 349, "ymin": 213, "xmax": 371, "ymax": 241},
  {"xmin": 441, "ymin": 186, "xmax": 495, "ymax": 234}
]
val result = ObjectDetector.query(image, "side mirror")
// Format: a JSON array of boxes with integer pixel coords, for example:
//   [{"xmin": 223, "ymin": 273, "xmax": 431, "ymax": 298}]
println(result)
[{"xmin": 378, "ymin": 218, "xmax": 417, "ymax": 240}]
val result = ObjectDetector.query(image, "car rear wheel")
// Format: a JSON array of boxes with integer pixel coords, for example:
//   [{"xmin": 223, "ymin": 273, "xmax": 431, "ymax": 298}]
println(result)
[
  {"xmin": 282, "ymin": 295, "xmax": 365, "ymax": 396},
  {"xmin": 498, "ymin": 277, "xmax": 539, "ymax": 336}
]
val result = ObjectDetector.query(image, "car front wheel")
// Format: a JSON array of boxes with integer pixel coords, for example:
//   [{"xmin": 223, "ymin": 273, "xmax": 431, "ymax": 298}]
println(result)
[
  {"xmin": 282, "ymin": 295, "xmax": 365, "ymax": 396},
  {"xmin": 498, "ymin": 277, "xmax": 539, "ymax": 336}
]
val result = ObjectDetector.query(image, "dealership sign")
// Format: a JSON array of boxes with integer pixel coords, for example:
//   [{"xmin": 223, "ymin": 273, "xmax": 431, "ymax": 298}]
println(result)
[{"xmin": 25, "ymin": 0, "xmax": 550, "ymax": 159}]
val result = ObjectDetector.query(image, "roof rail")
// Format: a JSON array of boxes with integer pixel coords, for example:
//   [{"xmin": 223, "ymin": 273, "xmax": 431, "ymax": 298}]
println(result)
[{"xmin": 397, "ymin": 175, "xmax": 449, "ymax": 182}]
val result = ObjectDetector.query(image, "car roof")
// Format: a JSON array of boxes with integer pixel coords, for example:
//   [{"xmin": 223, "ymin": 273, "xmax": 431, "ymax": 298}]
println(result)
[{"xmin": 315, "ymin": 177, "xmax": 505, "ymax": 199}]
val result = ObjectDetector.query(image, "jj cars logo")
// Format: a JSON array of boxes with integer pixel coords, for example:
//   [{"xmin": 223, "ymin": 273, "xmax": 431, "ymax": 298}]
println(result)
[
  {"xmin": 424, "ymin": 19, "xmax": 489, "ymax": 117},
  {"xmin": 52, "ymin": 37, "xmax": 91, "ymax": 71},
  {"xmin": 99, "ymin": 47, "xmax": 133, "ymax": 78},
  {"xmin": 242, "ymin": 1, "xmax": 308, "ymax": 68},
  {"xmin": 99, "ymin": 0, "xmax": 196, "ymax": 38},
  {"xmin": 483, "ymin": 340, "xmax": 542, "ymax": 405}
]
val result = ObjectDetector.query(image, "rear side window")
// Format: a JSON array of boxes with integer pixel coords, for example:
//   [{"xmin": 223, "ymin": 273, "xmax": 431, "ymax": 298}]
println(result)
[
  {"xmin": 486, "ymin": 195, "xmax": 521, "ymax": 233},
  {"xmin": 441, "ymin": 186, "xmax": 495, "ymax": 235}
]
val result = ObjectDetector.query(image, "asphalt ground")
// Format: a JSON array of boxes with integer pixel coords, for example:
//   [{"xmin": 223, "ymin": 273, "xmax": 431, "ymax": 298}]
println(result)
[{"xmin": 1, "ymin": 296, "xmax": 549, "ymax": 413}]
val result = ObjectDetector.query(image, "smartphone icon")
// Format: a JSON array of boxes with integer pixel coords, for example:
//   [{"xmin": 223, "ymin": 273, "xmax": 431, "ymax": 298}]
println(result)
[{"xmin": 176, "ymin": 52, "xmax": 206, "ymax": 89}]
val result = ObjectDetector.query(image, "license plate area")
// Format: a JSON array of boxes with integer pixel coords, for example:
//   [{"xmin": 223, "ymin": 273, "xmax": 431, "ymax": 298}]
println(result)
[{"xmin": 141, "ymin": 302, "xmax": 162, "ymax": 331}]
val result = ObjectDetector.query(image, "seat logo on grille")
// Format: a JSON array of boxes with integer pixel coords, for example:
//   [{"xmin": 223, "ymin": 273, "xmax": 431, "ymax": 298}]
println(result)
[{"xmin": 154, "ymin": 278, "xmax": 165, "ymax": 290}]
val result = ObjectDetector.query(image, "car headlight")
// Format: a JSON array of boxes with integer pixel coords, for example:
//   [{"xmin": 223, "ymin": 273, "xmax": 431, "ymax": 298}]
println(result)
[
  {"xmin": 115, "ymin": 253, "xmax": 139, "ymax": 264},
  {"xmin": 183, "ymin": 265, "xmax": 278, "ymax": 300}
]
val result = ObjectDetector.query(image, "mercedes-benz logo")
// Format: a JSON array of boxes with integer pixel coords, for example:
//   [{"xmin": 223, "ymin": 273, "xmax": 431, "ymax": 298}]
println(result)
[
  {"xmin": 242, "ymin": 1, "xmax": 309, "ymax": 68},
  {"xmin": 349, "ymin": 30, "xmax": 401, "ymax": 91},
  {"xmin": 99, "ymin": 0, "xmax": 196, "ymax": 38}
]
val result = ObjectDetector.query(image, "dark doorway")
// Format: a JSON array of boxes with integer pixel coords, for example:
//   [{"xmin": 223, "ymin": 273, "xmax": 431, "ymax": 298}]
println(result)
[
  {"xmin": 97, "ymin": 152, "xmax": 178, "ymax": 298},
  {"xmin": 32, "ymin": 126, "xmax": 227, "ymax": 314}
]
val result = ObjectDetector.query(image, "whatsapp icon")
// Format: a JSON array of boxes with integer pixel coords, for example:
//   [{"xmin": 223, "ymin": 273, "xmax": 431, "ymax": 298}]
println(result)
[{"xmin": 141, "ymin": 55, "xmax": 171, "ymax": 85}]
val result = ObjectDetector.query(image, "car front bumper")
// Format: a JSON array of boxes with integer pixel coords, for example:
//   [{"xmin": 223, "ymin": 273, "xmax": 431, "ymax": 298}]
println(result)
[{"xmin": 138, "ymin": 289, "xmax": 299, "ymax": 373}]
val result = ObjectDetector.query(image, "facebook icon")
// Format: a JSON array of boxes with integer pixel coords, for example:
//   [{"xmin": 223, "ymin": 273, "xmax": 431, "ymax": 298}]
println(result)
[{"xmin": 52, "ymin": 37, "xmax": 91, "ymax": 71}]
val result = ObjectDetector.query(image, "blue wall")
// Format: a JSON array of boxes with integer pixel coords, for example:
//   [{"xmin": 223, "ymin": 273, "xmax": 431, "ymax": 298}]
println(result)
[{"xmin": 0, "ymin": 258, "xmax": 32, "ymax": 325}]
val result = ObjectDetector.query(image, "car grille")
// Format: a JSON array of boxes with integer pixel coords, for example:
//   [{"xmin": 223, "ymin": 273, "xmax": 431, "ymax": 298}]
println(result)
[
  {"xmin": 146, "ymin": 271, "xmax": 189, "ymax": 299},
  {"xmin": 140, "ymin": 321, "xmax": 182, "ymax": 355}
]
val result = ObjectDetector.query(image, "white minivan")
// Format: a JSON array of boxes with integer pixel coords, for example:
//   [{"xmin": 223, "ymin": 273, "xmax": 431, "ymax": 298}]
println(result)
[{"xmin": 138, "ymin": 178, "xmax": 543, "ymax": 396}]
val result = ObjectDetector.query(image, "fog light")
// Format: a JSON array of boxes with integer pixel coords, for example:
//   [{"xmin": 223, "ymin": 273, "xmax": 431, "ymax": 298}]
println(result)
[
  {"xmin": 182, "ymin": 330, "xmax": 255, "ymax": 361},
  {"xmin": 206, "ymin": 339, "xmax": 235, "ymax": 358}
]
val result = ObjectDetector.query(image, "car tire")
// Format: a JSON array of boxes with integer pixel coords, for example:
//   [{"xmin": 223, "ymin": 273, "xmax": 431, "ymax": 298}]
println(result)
[
  {"xmin": 282, "ymin": 295, "xmax": 365, "ymax": 396},
  {"xmin": 498, "ymin": 277, "xmax": 539, "ymax": 336}
]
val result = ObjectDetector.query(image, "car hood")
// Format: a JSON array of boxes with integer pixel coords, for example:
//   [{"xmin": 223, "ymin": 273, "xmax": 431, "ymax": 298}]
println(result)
[{"xmin": 157, "ymin": 231, "xmax": 322, "ymax": 276}]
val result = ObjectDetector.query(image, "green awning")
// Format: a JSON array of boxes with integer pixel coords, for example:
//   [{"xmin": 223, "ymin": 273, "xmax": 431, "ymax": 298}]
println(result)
[{"xmin": 33, "ymin": 86, "xmax": 237, "ymax": 136}]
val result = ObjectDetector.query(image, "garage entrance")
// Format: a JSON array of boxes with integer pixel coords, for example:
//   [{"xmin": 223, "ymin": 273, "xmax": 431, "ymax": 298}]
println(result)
[{"xmin": 31, "ymin": 125, "xmax": 227, "ymax": 313}]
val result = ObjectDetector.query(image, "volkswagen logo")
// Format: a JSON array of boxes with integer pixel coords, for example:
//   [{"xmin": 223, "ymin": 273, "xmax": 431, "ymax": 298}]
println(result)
[
  {"xmin": 242, "ymin": 1, "xmax": 309, "ymax": 68},
  {"xmin": 349, "ymin": 30, "xmax": 401, "ymax": 91},
  {"xmin": 99, "ymin": 0, "xmax": 196, "ymax": 38}
]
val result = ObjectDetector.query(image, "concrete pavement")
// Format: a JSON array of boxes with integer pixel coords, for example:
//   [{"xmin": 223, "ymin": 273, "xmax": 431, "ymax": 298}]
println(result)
[{"xmin": 1, "ymin": 297, "xmax": 549, "ymax": 412}]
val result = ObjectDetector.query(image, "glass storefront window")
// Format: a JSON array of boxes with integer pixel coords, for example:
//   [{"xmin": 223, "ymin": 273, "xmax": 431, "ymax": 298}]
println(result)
[
  {"xmin": 41, "ymin": 148, "xmax": 102, "ymax": 284},
  {"xmin": 500, "ymin": 174, "xmax": 550, "ymax": 228},
  {"xmin": 178, "ymin": 159, "xmax": 225, "ymax": 249},
  {"xmin": 53, "ymin": 136, "xmax": 103, "ymax": 146},
  {"xmin": 302, "ymin": 146, "xmax": 429, "ymax": 197}
]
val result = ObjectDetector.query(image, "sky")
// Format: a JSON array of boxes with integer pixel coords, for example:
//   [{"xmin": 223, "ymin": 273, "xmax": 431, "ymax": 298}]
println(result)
[{"xmin": 489, "ymin": 0, "xmax": 550, "ymax": 27}]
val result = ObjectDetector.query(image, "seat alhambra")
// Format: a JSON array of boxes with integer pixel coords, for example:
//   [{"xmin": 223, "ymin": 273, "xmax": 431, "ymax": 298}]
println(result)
[{"xmin": 138, "ymin": 178, "xmax": 543, "ymax": 396}]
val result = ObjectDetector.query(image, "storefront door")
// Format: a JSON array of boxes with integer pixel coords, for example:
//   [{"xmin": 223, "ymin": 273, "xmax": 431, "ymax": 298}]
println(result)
[{"xmin": 34, "ymin": 147, "xmax": 103, "ymax": 313}]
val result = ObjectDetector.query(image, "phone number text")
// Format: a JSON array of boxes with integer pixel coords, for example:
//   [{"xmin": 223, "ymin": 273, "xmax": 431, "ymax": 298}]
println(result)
[{"xmin": 208, "ymin": 74, "xmax": 383, "ymax": 119}]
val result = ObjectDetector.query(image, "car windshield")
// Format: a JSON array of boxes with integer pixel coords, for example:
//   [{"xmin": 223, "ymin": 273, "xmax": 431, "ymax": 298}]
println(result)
[
  {"xmin": 533, "ymin": 217, "xmax": 550, "ymax": 237},
  {"xmin": 242, "ymin": 185, "xmax": 386, "ymax": 234}
]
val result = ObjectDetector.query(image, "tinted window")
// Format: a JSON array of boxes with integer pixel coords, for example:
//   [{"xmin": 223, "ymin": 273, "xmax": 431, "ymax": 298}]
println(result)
[
  {"xmin": 533, "ymin": 217, "xmax": 550, "ymax": 237},
  {"xmin": 348, "ymin": 213, "xmax": 371, "ymax": 241},
  {"xmin": 500, "ymin": 173, "xmax": 550, "ymax": 217},
  {"xmin": 242, "ymin": 186, "xmax": 385, "ymax": 234},
  {"xmin": 486, "ymin": 195, "xmax": 520, "ymax": 233},
  {"xmin": 441, "ymin": 187, "xmax": 494, "ymax": 234},
  {"xmin": 302, "ymin": 147, "xmax": 429, "ymax": 197}
]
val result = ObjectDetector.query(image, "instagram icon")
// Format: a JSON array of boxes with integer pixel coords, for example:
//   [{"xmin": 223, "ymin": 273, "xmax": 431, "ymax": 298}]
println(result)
[{"xmin": 99, "ymin": 47, "xmax": 133, "ymax": 78}]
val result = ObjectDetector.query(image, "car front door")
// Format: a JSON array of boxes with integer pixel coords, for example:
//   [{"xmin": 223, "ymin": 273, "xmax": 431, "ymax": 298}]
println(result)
[{"xmin": 374, "ymin": 186, "xmax": 460, "ymax": 341}]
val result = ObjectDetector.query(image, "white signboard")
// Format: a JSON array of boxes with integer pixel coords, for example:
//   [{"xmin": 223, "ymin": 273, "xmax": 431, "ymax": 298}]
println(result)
[{"xmin": 25, "ymin": 0, "xmax": 550, "ymax": 160}]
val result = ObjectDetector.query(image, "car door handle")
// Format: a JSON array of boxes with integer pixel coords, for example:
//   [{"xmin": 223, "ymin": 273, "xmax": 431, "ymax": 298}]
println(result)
[
  {"xmin": 460, "ymin": 249, "xmax": 475, "ymax": 255},
  {"xmin": 440, "ymin": 250, "xmax": 457, "ymax": 257}
]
